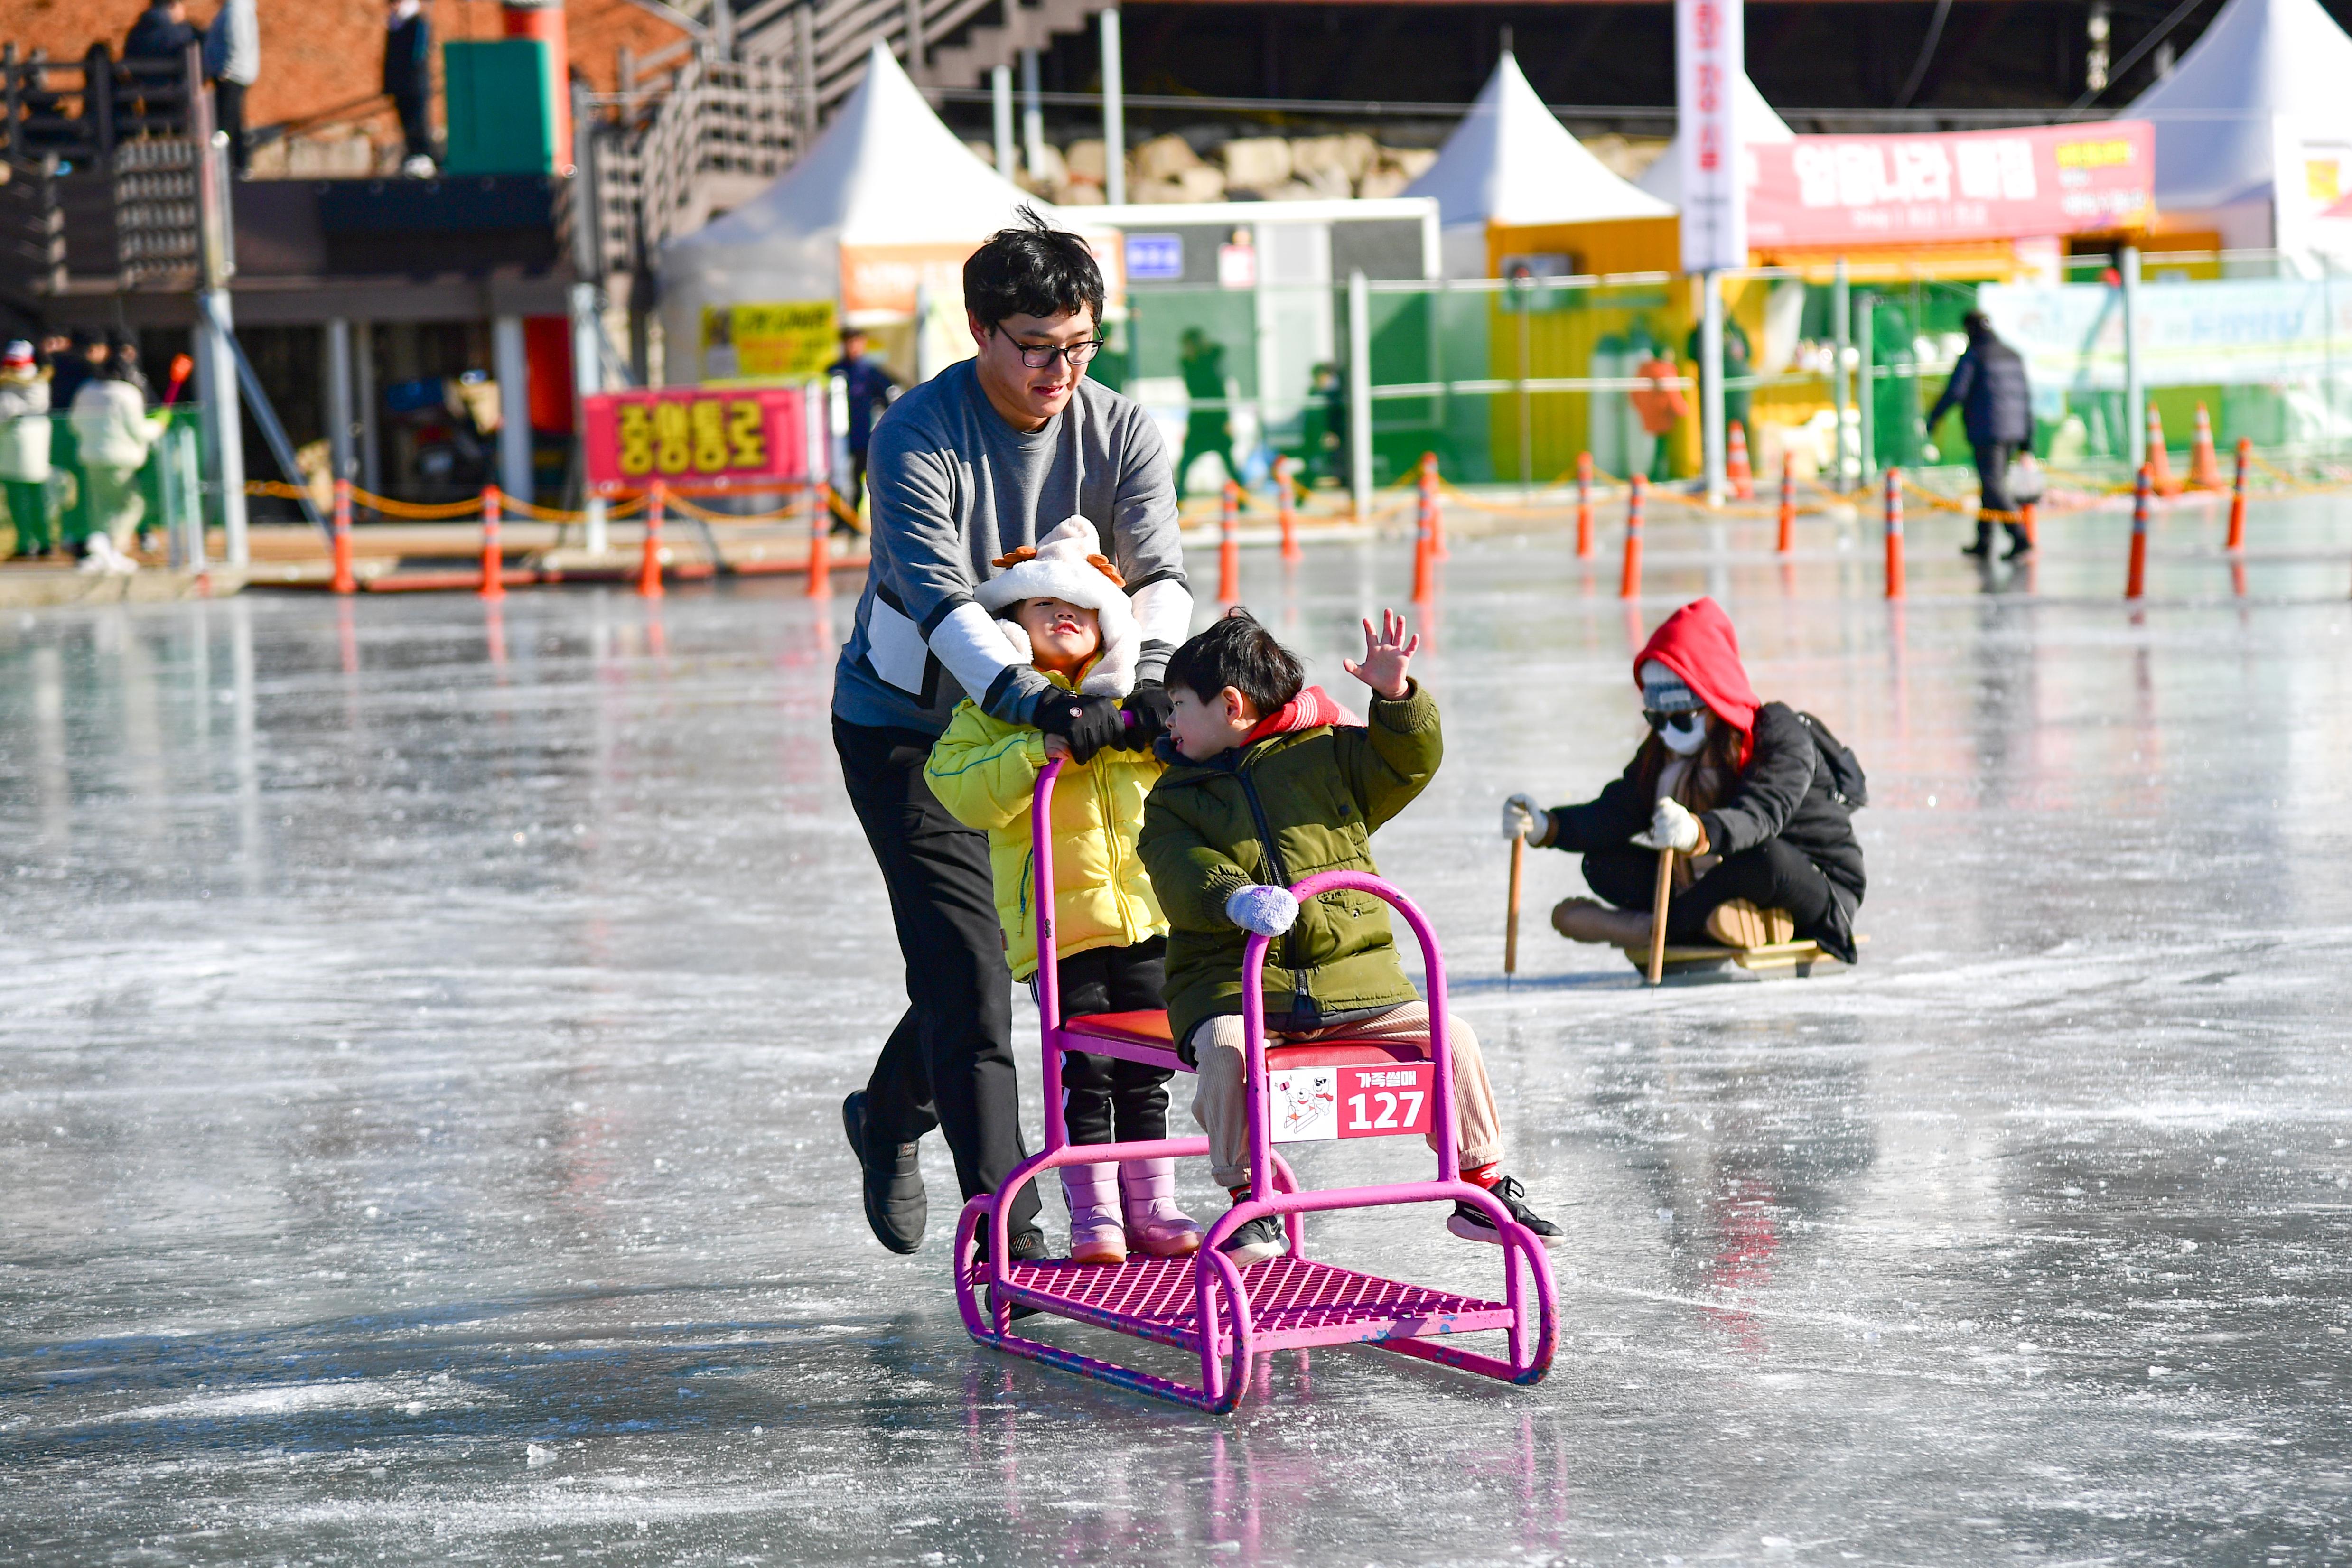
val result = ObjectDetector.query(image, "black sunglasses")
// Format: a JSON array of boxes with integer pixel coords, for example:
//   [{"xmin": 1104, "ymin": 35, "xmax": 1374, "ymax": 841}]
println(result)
[{"xmin": 1643, "ymin": 709, "xmax": 1706, "ymax": 733}]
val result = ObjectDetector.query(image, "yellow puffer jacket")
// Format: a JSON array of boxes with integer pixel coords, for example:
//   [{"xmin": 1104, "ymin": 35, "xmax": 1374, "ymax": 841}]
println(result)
[{"xmin": 924, "ymin": 671, "xmax": 1166, "ymax": 982}]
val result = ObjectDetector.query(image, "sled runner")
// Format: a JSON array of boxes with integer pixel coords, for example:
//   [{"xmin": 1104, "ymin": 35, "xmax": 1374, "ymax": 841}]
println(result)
[
  {"xmin": 1620, "ymin": 937, "xmax": 1848, "ymax": 979},
  {"xmin": 953, "ymin": 760, "xmax": 1557, "ymax": 1413}
]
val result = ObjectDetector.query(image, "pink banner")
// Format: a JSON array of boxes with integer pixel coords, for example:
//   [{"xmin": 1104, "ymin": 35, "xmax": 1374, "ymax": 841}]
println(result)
[
  {"xmin": 1745, "ymin": 121, "xmax": 2155, "ymax": 247},
  {"xmin": 582, "ymin": 385, "xmax": 814, "ymax": 496}
]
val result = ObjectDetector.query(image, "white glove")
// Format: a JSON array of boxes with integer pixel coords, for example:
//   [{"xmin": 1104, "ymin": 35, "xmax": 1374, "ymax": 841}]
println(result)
[
  {"xmin": 1631, "ymin": 796, "xmax": 1703, "ymax": 854},
  {"xmin": 1501, "ymin": 793, "xmax": 1548, "ymax": 844},
  {"xmin": 1224, "ymin": 884, "xmax": 1300, "ymax": 937}
]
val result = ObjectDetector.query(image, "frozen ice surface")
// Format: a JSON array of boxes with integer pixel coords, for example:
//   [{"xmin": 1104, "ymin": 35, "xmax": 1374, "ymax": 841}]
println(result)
[{"xmin": 4, "ymin": 496, "xmax": 2352, "ymax": 1565}]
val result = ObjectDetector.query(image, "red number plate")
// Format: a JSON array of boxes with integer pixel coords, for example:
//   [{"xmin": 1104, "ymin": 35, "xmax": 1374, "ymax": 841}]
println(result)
[{"xmin": 1268, "ymin": 1063, "xmax": 1434, "ymax": 1144}]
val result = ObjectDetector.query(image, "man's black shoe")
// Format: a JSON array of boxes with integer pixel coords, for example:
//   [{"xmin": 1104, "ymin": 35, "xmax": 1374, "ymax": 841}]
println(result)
[
  {"xmin": 1447, "ymin": 1174, "xmax": 1565, "ymax": 1250},
  {"xmin": 842, "ymin": 1091, "xmax": 925, "ymax": 1254},
  {"xmin": 2003, "ymin": 537, "xmax": 2035, "ymax": 560},
  {"xmin": 978, "ymin": 1225, "xmax": 1052, "ymax": 1322},
  {"xmin": 1960, "ymin": 538, "xmax": 1992, "ymax": 558}
]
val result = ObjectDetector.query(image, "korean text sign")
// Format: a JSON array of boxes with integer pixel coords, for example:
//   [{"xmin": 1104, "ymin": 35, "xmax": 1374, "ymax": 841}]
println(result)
[
  {"xmin": 1677, "ymin": 0, "xmax": 1746, "ymax": 272},
  {"xmin": 582, "ymin": 385, "xmax": 817, "ymax": 495},
  {"xmin": 1746, "ymin": 121, "xmax": 2154, "ymax": 247}
]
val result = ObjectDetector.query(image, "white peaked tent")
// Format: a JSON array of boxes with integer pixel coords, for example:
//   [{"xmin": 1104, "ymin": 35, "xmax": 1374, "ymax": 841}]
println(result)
[
  {"xmin": 2124, "ymin": 0, "xmax": 2352, "ymax": 252},
  {"xmin": 1635, "ymin": 72, "xmax": 1794, "ymax": 206},
  {"xmin": 658, "ymin": 40, "xmax": 1043, "ymax": 378},
  {"xmin": 1404, "ymin": 51, "xmax": 1673, "ymax": 276}
]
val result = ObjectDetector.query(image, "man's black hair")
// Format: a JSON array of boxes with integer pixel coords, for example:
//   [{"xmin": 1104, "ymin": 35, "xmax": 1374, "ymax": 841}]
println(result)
[
  {"xmin": 1962, "ymin": 310, "xmax": 1992, "ymax": 337},
  {"xmin": 1165, "ymin": 608, "xmax": 1303, "ymax": 717},
  {"xmin": 963, "ymin": 206, "xmax": 1105, "ymax": 334}
]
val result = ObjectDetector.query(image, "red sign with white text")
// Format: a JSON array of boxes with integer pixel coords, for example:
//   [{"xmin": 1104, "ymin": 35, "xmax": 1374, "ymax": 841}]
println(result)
[
  {"xmin": 581, "ymin": 385, "xmax": 816, "ymax": 495},
  {"xmin": 1745, "ymin": 121, "xmax": 2155, "ymax": 247}
]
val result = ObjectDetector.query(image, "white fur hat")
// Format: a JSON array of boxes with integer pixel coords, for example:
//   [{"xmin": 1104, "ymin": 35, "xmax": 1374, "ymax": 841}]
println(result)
[{"xmin": 975, "ymin": 515, "xmax": 1138, "ymax": 698}]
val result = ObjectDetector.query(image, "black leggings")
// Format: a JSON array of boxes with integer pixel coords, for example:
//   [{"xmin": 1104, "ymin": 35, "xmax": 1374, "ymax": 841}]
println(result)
[
  {"xmin": 1030, "ymin": 937, "xmax": 1172, "ymax": 1148},
  {"xmin": 1583, "ymin": 840, "xmax": 1838, "ymax": 946}
]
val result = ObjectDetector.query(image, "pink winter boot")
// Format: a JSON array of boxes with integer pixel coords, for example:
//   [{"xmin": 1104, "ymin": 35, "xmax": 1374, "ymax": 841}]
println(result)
[
  {"xmin": 1061, "ymin": 1162, "xmax": 1128, "ymax": 1265},
  {"xmin": 1119, "ymin": 1159, "xmax": 1203, "ymax": 1258}
]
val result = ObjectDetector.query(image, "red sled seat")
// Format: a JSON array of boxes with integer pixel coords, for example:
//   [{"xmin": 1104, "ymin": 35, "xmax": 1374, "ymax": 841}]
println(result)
[{"xmin": 1063, "ymin": 1008, "xmax": 1426, "ymax": 1070}]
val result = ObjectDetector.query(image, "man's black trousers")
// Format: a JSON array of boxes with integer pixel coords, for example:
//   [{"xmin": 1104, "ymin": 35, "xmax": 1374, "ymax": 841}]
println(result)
[
  {"xmin": 1582, "ymin": 840, "xmax": 1837, "ymax": 945},
  {"xmin": 834, "ymin": 717, "xmax": 1042, "ymax": 1238},
  {"xmin": 1971, "ymin": 440, "xmax": 2031, "ymax": 552}
]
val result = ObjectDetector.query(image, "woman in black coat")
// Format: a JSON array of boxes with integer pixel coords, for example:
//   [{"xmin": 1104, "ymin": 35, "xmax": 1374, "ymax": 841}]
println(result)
[{"xmin": 1503, "ymin": 598, "xmax": 1866, "ymax": 961}]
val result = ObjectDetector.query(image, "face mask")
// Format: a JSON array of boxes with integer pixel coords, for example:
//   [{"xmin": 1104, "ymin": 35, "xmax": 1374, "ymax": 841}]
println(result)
[{"xmin": 1657, "ymin": 711, "xmax": 1709, "ymax": 756}]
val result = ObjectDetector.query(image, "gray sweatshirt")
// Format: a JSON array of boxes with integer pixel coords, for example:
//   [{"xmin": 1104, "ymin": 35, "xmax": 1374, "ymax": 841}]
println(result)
[{"xmin": 831, "ymin": 358, "xmax": 1188, "ymax": 737}]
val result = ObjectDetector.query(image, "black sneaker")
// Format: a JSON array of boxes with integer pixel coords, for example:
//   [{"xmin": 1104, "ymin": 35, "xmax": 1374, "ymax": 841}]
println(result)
[
  {"xmin": 1960, "ymin": 538, "xmax": 1992, "ymax": 558},
  {"xmin": 841, "ymin": 1091, "xmax": 925, "ymax": 1255},
  {"xmin": 1448, "ymin": 1174, "xmax": 1564, "ymax": 1250},
  {"xmin": 1218, "ymin": 1211, "xmax": 1288, "ymax": 1266},
  {"xmin": 2003, "ymin": 535, "xmax": 2035, "ymax": 561},
  {"xmin": 980, "ymin": 1226, "xmax": 1052, "ymax": 1322}
]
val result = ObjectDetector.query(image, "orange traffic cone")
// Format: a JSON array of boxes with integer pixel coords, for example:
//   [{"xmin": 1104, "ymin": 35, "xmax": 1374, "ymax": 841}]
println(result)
[
  {"xmin": 2144, "ymin": 404, "xmax": 2180, "ymax": 496},
  {"xmin": 1726, "ymin": 420, "xmax": 1754, "ymax": 501},
  {"xmin": 2187, "ymin": 401, "xmax": 2222, "ymax": 490}
]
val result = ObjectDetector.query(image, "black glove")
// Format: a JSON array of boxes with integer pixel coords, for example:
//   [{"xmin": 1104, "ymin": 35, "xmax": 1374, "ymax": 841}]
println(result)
[
  {"xmin": 1120, "ymin": 681, "xmax": 1174, "ymax": 748},
  {"xmin": 1034, "ymin": 691, "xmax": 1126, "ymax": 764}
]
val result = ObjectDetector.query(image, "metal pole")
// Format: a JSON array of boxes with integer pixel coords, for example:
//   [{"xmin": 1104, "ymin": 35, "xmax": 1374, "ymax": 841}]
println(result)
[
  {"xmin": 1347, "ymin": 269, "xmax": 1373, "ymax": 519},
  {"xmin": 324, "ymin": 318, "xmax": 354, "ymax": 482},
  {"xmin": 1020, "ymin": 49, "xmax": 1045, "ymax": 182},
  {"xmin": 991, "ymin": 64, "xmax": 1015, "ymax": 181},
  {"xmin": 1514, "ymin": 272, "xmax": 1533, "ymax": 492},
  {"xmin": 195, "ymin": 292, "xmax": 250, "ymax": 564},
  {"xmin": 1857, "ymin": 291, "xmax": 1876, "ymax": 484},
  {"xmin": 571, "ymin": 280, "xmax": 608, "ymax": 553},
  {"xmin": 188, "ymin": 38, "xmax": 246, "ymax": 565},
  {"xmin": 355, "ymin": 321, "xmax": 380, "ymax": 498},
  {"xmin": 1701, "ymin": 271, "xmax": 1726, "ymax": 505},
  {"xmin": 1100, "ymin": 8, "xmax": 1124, "ymax": 207},
  {"xmin": 2122, "ymin": 244, "xmax": 2144, "ymax": 468},
  {"xmin": 494, "ymin": 313, "xmax": 531, "ymax": 505},
  {"xmin": 1831, "ymin": 256, "xmax": 1851, "ymax": 491}
]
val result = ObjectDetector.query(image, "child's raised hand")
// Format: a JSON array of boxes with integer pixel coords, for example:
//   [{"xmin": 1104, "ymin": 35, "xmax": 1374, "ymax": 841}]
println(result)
[
  {"xmin": 1342, "ymin": 608, "xmax": 1419, "ymax": 700},
  {"xmin": 1042, "ymin": 733, "xmax": 1074, "ymax": 761}
]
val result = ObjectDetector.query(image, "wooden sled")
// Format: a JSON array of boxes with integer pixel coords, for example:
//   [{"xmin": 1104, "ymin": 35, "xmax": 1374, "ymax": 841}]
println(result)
[{"xmin": 1617, "ymin": 938, "xmax": 1845, "ymax": 980}]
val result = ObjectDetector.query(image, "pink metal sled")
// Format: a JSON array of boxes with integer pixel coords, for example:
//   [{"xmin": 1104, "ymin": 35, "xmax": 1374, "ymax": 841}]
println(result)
[{"xmin": 953, "ymin": 759, "xmax": 1558, "ymax": 1412}]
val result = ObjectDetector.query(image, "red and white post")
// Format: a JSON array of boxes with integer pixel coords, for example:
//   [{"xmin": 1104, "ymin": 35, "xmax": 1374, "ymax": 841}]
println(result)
[
  {"xmin": 1618, "ymin": 472, "xmax": 1645, "ymax": 600},
  {"xmin": 638, "ymin": 482, "xmax": 667, "ymax": 599},
  {"xmin": 2226, "ymin": 437, "xmax": 2250, "ymax": 553},
  {"xmin": 1275, "ymin": 456, "xmax": 1300, "ymax": 564},
  {"xmin": 1882, "ymin": 467, "xmax": 1905, "ymax": 601},
  {"xmin": 2126, "ymin": 464, "xmax": 2151, "ymax": 600},
  {"xmin": 1574, "ymin": 450, "xmax": 1595, "ymax": 560},
  {"xmin": 330, "ymin": 476, "xmax": 355, "ymax": 596},
  {"xmin": 477, "ymin": 485, "xmax": 504, "ymax": 600}
]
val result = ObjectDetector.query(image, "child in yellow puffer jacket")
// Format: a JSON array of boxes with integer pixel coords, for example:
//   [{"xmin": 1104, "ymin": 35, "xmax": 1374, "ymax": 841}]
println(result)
[{"xmin": 925, "ymin": 515, "xmax": 1203, "ymax": 1266}]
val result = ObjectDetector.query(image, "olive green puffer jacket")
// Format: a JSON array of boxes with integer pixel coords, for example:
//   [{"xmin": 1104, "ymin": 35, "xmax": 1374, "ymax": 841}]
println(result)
[{"xmin": 1138, "ymin": 681, "xmax": 1441, "ymax": 1051}]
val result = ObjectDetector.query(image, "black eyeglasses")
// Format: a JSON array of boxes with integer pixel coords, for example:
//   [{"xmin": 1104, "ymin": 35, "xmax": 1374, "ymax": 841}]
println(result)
[
  {"xmin": 1013, "ymin": 339, "xmax": 1107, "ymax": 369},
  {"xmin": 1643, "ymin": 709, "xmax": 1705, "ymax": 733}
]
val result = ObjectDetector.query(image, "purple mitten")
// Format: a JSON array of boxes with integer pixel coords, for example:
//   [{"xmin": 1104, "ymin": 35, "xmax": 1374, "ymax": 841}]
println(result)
[{"xmin": 1224, "ymin": 884, "xmax": 1300, "ymax": 937}]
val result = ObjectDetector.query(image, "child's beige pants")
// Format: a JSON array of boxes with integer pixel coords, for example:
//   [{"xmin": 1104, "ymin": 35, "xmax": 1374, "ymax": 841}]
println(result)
[{"xmin": 1184, "ymin": 1001, "xmax": 1503, "ymax": 1190}]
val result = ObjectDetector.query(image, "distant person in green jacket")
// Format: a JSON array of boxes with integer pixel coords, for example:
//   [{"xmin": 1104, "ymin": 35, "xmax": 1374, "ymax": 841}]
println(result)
[{"xmin": 1138, "ymin": 607, "xmax": 1563, "ymax": 1266}]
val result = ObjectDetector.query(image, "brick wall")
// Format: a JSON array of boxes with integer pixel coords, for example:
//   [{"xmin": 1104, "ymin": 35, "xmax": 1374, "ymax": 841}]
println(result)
[{"xmin": 0, "ymin": 0, "xmax": 686, "ymax": 144}]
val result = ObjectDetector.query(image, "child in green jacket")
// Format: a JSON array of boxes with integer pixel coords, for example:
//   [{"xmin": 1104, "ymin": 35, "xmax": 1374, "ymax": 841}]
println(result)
[
  {"xmin": 925, "ymin": 516, "xmax": 1203, "ymax": 1267},
  {"xmin": 1138, "ymin": 607, "xmax": 1562, "ymax": 1265}
]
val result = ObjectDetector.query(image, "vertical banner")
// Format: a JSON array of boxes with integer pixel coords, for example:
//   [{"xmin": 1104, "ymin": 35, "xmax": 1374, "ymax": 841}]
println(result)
[{"xmin": 1677, "ymin": 0, "xmax": 1746, "ymax": 273}]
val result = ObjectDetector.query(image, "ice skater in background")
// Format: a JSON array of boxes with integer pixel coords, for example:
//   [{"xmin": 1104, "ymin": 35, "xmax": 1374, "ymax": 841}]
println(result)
[
  {"xmin": 925, "ymin": 516, "xmax": 1203, "ymax": 1266},
  {"xmin": 1139, "ymin": 607, "xmax": 1562, "ymax": 1265},
  {"xmin": 1503, "ymin": 597, "xmax": 1867, "ymax": 962}
]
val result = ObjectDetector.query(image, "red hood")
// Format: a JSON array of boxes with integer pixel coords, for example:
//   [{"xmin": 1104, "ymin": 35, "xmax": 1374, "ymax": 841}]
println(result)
[
  {"xmin": 1242, "ymin": 684, "xmax": 1353, "ymax": 747},
  {"xmin": 1634, "ymin": 598, "xmax": 1760, "ymax": 758}
]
